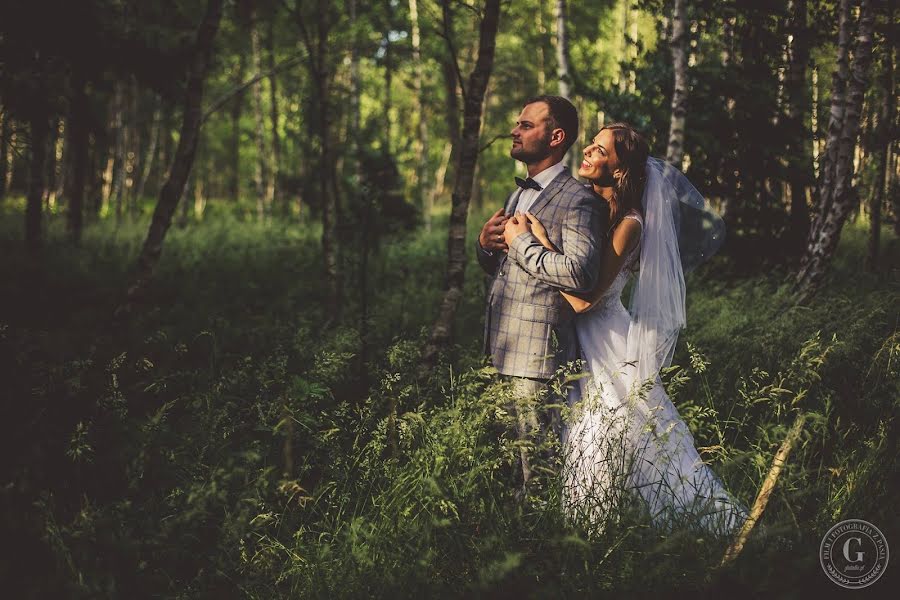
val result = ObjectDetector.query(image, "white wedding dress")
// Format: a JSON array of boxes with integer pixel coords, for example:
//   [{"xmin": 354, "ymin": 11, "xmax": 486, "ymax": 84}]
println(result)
[{"xmin": 561, "ymin": 210, "xmax": 747, "ymax": 536}]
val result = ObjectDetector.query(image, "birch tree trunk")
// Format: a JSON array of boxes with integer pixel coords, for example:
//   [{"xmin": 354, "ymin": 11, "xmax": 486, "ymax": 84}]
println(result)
[
  {"xmin": 786, "ymin": 0, "xmax": 812, "ymax": 251},
  {"xmin": 423, "ymin": 0, "xmax": 501, "ymax": 365},
  {"xmin": 26, "ymin": 113, "xmax": 48, "ymax": 250},
  {"xmin": 409, "ymin": 0, "xmax": 431, "ymax": 231},
  {"xmin": 250, "ymin": 13, "xmax": 269, "ymax": 220},
  {"xmin": 266, "ymin": 19, "xmax": 281, "ymax": 212},
  {"xmin": 796, "ymin": 0, "xmax": 876, "ymax": 299},
  {"xmin": 229, "ymin": 54, "xmax": 245, "ymax": 203},
  {"xmin": 42, "ymin": 117, "xmax": 60, "ymax": 211},
  {"xmin": 436, "ymin": 0, "xmax": 460, "ymax": 205},
  {"xmin": 66, "ymin": 72, "xmax": 89, "ymax": 243},
  {"xmin": 554, "ymin": 0, "xmax": 570, "ymax": 99},
  {"xmin": 867, "ymin": 33, "xmax": 894, "ymax": 270},
  {"xmin": 666, "ymin": 0, "xmax": 688, "ymax": 168},
  {"xmin": 50, "ymin": 117, "xmax": 66, "ymax": 208},
  {"xmin": 292, "ymin": 0, "xmax": 342, "ymax": 319},
  {"xmin": 123, "ymin": 0, "xmax": 225, "ymax": 305},
  {"xmin": 0, "ymin": 107, "xmax": 9, "ymax": 200},
  {"xmin": 554, "ymin": 0, "xmax": 579, "ymax": 171},
  {"xmin": 134, "ymin": 103, "xmax": 162, "ymax": 208}
]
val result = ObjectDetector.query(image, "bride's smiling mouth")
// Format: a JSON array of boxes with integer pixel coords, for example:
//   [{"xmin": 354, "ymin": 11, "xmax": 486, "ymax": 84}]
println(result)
[{"xmin": 581, "ymin": 160, "xmax": 592, "ymax": 169}]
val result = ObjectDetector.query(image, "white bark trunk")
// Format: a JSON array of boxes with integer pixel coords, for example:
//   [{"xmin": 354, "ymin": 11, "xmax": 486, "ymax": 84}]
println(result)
[{"xmin": 666, "ymin": 0, "xmax": 688, "ymax": 168}]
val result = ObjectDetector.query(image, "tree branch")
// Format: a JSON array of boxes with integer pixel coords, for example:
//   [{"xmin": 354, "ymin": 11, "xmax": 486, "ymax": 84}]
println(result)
[
  {"xmin": 201, "ymin": 54, "xmax": 302, "ymax": 125},
  {"xmin": 439, "ymin": 0, "xmax": 467, "ymax": 104}
]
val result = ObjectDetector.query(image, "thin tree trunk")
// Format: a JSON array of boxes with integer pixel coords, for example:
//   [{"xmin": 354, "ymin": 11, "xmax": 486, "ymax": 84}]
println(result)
[
  {"xmin": 43, "ymin": 117, "xmax": 60, "ymax": 211},
  {"xmin": 796, "ymin": 0, "xmax": 875, "ymax": 299},
  {"xmin": 721, "ymin": 412, "xmax": 807, "ymax": 566},
  {"xmin": 109, "ymin": 82, "xmax": 129, "ymax": 221},
  {"xmin": 427, "ymin": 143, "xmax": 453, "ymax": 214},
  {"xmin": 67, "ymin": 73, "xmax": 89, "ymax": 243},
  {"xmin": 666, "ymin": 0, "xmax": 688, "ymax": 168},
  {"xmin": 409, "ymin": 0, "xmax": 431, "ymax": 230},
  {"xmin": 867, "ymin": 32, "xmax": 894, "ymax": 269},
  {"xmin": 229, "ymin": 54, "xmax": 245, "ymax": 203},
  {"xmin": 49, "ymin": 117, "xmax": 66, "ymax": 208},
  {"xmin": 627, "ymin": 3, "xmax": 638, "ymax": 93},
  {"xmin": 438, "ymin": 0, "xmax": 461, "ymax": 200},
  {"xmin": 423, "ymin": 0, "xmax": 501, "ymax": 365},
  {"xmin": 554, "ymin": 0, "xmax": 578, "ymax": 171},
  {"xmin": 555, "ymin": 0, "xmax": 570, "ymax": 99},
  {"xmin": 536, "ymin": 8, "xmax": 546, "ymax": 92},
  {"xmin": 250, "ymin": 14, "xmax": 268, "ymax": 220},
  {"xmin": 266, "ymin": 18, "xmax": 281, "ymax": 213},
  {"xmin": 383, "ymin": 0, "xmax": 394, "ymax": 154},
  {"xmin": 0, "ymin": 107, "xmax": 9, "ymax": 200},
  {"xmin": 293, "ymin": 0, "xmax": 341, "ymax": 317},
  {"xmin": 123, "ymin": 0, "xmax": 225, "ymax": 305},
  {"xmin": 26, "ymin": 114, "xmax": 48, "ymax": 250},
  {"xmin": 134, "ymin": 103, "xmax": 162, "ymax": 210},
  {"xmin": 786, "ymin": 0, "xmax": 812, "ymax": 251}
]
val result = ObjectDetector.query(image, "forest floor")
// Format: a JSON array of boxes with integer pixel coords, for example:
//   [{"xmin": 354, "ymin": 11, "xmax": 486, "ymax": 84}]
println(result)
[{"xmin": 1, "ymin": 203, "xmax": 898, "ymax": 598}]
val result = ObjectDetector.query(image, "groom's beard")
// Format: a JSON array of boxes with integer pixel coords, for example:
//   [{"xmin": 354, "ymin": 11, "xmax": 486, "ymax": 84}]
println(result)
[{"xmin": 510, "ymin": 132, "xmax": 553, "ymax": 164}]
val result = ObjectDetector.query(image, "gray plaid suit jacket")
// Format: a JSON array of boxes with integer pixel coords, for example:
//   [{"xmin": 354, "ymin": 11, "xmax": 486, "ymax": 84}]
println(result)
[{"xmin": 477, "ymin": 168, "xmax": 608, "ymax": 379}]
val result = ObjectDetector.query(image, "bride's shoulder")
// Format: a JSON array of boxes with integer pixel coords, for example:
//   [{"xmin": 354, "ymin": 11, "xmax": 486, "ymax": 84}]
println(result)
[{"xmin": 622, "ymin": 209, "xmax": 644, "ymax": 228}]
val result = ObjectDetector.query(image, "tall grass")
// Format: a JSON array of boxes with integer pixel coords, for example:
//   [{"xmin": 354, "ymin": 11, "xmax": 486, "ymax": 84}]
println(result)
[{"xmin": 0, "ymin": 204, "xmax": 896, "ymax": 597}]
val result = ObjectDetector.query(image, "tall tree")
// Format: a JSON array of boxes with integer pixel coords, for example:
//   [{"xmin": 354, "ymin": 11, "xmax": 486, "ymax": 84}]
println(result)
[
  {"xmin": 25, "ymin": 113, "xmax": 48, "ymax": 250},
  {"xmin": 866, "ymin": 18, "xmax": 894, "ymax": 270},
  {"xmin": 123, "ymin": 0, "xmax": 226, "ymax": 304},
  {"xmin": 796, "ymin": 0, "xmax": 876, "ymax": 299},
  {"xmin": 250, "ymin": 8, "xmax": 269, "ymax": 219},
  {"xmin": 554, "ymin": 0, "xmax": 579, "ymax": 171},
  {"xmin": 0, "ymin": 107, "xmax": 9, "ymax": 200},
  {"xmin": 409, "ymin": 0, "xmax": 431, "ymax": 230},
  {"xmin": 266, "ymin": 19, "xmax": 281, "ymax": 212},
  {"xmin": 555, "ymin": 0, "xmax": 571, "ymax": 100},
  {"xmin": 784, "ymin": 0, "xmax": 813, "ymax": 251},
  {"xmin": 134, "ymin": 102, "xmax": 162, "ymax": 208},
  {"xmin": 229, "ymin": 53, "xmax": 245, "ymax": 203},
  {"xmin": 66, "ymin": 71, "xmax": 90, "ymax": 243},
  {"xmin": 423, "ymin": 0, "xmax": 502, "ymax": 365},
  {"xmin": 290, "ymin": 0, "xmax": 346, "ymax": 317},
  {"xmin": 431, "ymin": 0, "xmax": 461, "ymax": 211},
  {"xmin": 666, "ymin": 0, "xmax": 688, "ymax": 168}
]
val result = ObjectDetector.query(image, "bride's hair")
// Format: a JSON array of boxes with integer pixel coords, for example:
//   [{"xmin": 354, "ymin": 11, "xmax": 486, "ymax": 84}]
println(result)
[{"xmin": 600, "ymin": 123, "xmax": 650, "ymax": 225}]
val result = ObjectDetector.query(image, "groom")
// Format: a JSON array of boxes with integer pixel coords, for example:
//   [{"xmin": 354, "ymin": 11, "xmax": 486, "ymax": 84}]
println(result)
[{"xmin": 476, "ymin": 95, "xmax": 608, "ymax": 490}]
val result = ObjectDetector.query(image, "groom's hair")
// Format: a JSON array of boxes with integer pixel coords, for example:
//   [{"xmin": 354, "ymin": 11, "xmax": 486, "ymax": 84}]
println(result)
[{"xmin": 523, "ymin": 95, "xmax": 579, "ymax": 154}]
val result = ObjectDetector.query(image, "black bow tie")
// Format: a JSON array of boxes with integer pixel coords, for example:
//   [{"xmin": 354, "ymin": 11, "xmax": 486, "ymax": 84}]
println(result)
[{"xmin": 515, "ymin": 176, "xmax": 542, "ymax": 191}]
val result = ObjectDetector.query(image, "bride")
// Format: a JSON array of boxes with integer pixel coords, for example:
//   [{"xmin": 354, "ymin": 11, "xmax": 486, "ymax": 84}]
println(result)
[{"xmin": 518, "ymin": 123, "xmax": 747, "ymax": 535}]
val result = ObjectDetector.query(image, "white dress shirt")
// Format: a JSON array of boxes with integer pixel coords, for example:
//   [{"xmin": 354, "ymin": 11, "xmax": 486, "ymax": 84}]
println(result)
[{"xmin": 514, "ymin": 159, "xmax": 566, "ymax": 214}]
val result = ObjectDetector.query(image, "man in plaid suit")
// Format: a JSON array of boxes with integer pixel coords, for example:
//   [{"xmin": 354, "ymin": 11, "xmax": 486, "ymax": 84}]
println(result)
[{"xmin": 476, "ymin": 95, "xmax": 608, "ymax": 490}]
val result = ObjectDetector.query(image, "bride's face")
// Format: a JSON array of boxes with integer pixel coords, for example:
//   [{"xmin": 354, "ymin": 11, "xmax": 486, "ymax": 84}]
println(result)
[{"xmin": 579, "ymin": 129, "xmax": 620, "ymax": 186}]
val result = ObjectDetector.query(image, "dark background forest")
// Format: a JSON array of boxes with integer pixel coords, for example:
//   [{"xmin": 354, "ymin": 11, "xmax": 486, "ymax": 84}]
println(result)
[{"xmin": 0, "ymin": 0, "xmax": 897, "ymax": 597}]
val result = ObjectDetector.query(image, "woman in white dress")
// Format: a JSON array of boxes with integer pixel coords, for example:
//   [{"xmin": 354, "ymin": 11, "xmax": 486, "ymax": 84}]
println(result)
[{"xmin": 520, "ymin": 123, "xmax": 746, "ymax": 536}]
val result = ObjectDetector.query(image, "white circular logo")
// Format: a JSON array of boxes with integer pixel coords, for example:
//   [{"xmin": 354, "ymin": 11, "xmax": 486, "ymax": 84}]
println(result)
[{"xmin": 820, "ymin": 519, "xmax": 889, "ymax": 589}]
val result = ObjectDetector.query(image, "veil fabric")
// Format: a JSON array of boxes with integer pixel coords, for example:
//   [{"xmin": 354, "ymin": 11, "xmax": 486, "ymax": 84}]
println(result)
[{"xmin": 624, "ymin": 158, "xmax": 725, "ymax": 386}]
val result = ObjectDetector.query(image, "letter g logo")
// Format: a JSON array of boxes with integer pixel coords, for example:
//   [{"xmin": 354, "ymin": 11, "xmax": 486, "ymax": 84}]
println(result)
[{"xmin": 843, "ymin": 537, "xmax": 864, "ymax": 563}]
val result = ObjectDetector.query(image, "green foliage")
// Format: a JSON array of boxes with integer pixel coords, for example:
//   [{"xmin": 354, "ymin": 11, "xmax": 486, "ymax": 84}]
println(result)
[{"xmin": 1, "ymin": 209, "xmax": 896, "ymax": 597}]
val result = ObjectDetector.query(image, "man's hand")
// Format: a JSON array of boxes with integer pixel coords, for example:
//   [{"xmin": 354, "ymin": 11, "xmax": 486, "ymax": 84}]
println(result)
[
  {"xmin": 479, "ymin": 208, "xmax": 510, "ymax": 253},
  {"xmin": 503, "ymin": 212, "xmax": 531, "ymax": 247}
]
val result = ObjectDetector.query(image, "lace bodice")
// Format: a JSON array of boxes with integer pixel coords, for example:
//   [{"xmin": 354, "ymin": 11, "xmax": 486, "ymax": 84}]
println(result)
[{"xmin": 589, "ymin": 210, "xmax": 643, "ymax": 314}]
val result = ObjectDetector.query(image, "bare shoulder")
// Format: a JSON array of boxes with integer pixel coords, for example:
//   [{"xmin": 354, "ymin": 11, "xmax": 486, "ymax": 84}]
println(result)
[{"xmin": 612, "ymin": 215, "xmax": 642, "ymax": 253}]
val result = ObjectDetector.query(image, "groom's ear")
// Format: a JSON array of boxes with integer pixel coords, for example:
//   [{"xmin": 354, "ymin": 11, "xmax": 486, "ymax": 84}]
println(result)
[{"xmin": 549, "ymin": 127, "xmax": 566, "ymax": 148}]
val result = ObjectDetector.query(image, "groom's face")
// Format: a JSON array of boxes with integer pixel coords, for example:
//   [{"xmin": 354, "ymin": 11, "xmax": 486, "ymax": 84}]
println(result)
[{"xmin": 510, "ymin": 102, "xmax": 554, "ymax": 164}]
